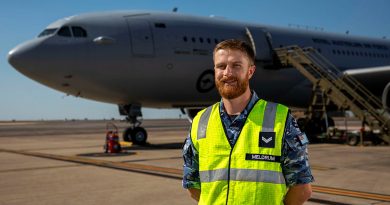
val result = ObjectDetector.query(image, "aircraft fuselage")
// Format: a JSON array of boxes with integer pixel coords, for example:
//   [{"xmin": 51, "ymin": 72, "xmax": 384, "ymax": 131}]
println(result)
[{"xmin": 8, "ymin": 11, "xmax": 390, "ymax": 109}]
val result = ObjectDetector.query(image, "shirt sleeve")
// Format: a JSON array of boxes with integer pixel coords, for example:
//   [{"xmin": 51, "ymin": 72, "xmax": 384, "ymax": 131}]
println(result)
[
  {"xmin": 281, "ymin": 114, "xmax": 315, "ymax": 187},
  {"xmin": 182, "ymin": 134, "xmax": 201, "ymax": 189}
]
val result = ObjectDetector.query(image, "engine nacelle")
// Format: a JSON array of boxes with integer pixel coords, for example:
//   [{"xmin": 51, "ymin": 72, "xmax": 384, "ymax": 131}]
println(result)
[
  {"xmin": 181, "ymin": 108, "xmax": 205, "ymax": 122},
  {"xmin": 383, "ymin": 82, "xmax": 390, "ymax": 111}
]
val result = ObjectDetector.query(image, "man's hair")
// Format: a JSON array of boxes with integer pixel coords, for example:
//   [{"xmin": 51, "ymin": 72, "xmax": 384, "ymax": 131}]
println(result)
[{"xmin": 213, "ymin": 39, "xmax": 255, "ymax": 65}]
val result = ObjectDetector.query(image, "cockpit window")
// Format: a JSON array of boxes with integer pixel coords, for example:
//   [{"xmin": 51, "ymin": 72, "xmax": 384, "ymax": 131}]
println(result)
[
  {"xmin": 38, "ymin": 28, "xmax": 57, "ymax": 37},
  {"xmin": 57, "ymin": 26, "xmax": 71, "ymax": 37},
  {"xmin": 72, "ymin": 26, "xmax": 87, "ymax": 37}
]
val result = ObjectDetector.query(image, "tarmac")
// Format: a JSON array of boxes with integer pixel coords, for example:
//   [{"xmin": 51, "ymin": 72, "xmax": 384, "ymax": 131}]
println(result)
[{"xmin": 0, "ymin": 119, "xmax": 389, "ymax": 205}]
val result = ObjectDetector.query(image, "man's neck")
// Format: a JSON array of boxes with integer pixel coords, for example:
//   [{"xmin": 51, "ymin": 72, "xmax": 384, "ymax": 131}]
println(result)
[{"xmin": 222, "ymin": 88, "xmax": 252, "ymax": 115}]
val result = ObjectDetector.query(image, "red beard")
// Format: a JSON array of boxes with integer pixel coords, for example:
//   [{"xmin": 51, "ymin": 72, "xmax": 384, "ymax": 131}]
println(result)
[{"xmin": 215, "ymin": 75, "xmax": 249, "ymax": 99}]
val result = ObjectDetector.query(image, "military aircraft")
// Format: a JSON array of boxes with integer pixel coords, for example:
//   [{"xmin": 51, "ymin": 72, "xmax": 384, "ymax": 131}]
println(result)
[{"xmin": 8, "ymin": 10, "xmax": 390, "ymax": 144}]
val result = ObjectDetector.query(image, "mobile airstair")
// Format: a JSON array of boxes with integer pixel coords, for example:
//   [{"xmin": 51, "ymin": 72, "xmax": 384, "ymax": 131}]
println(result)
[{"xmin": 274, "ymin": 46, "xmax": 390, "ymax": 144}]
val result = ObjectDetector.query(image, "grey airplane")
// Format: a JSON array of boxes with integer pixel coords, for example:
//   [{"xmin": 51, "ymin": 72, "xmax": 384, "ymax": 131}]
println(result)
[{"xmin": 7, "ymin": 10, "xmax": 390, "ymax": 144}]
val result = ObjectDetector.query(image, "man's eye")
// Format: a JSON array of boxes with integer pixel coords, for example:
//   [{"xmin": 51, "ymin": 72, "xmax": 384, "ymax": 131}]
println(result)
[{"xmin": 216, "ymin": 65, "xmax": 226, "ymax": 69}]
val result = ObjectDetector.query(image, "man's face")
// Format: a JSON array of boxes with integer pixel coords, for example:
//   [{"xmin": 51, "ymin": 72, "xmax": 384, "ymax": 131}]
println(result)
[{"xmin": 214, "ymin": 49, "xmax": 255, "ymax": 99}]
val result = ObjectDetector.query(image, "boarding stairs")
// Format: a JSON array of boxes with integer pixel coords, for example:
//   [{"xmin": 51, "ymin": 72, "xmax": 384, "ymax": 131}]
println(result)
[{"xmin": 274, "ymin": 45, "xmax": 390, "ymax": 143}]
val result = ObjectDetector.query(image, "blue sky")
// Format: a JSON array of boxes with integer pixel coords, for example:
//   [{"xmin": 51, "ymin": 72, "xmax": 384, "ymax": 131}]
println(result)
[{"xmin": 1, "ymin": 0, "xmax": 389, "ymax": 120}]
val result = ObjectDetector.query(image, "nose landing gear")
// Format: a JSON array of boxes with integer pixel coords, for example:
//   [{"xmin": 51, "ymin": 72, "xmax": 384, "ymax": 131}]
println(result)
[
  {"xmin": 123, "ymin": 126, "xmax": 147, "ymax": 145},
  {"xmin": 119, "ymin": 104, "xmax": 148, "ymax": 145}
]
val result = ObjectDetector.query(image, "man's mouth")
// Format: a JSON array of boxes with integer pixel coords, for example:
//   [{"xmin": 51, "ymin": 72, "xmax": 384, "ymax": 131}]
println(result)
[
  {"xmin": 224, "ymin": 80, "xmax": 236, "ymax": 86},
  {"xmin": 220, "ymin": 77, "xmax": 238, "ymax": 86}
]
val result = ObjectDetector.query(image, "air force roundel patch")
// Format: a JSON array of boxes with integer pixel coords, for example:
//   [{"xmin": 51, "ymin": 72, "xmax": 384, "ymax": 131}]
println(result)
[{"xmin": 259, "ymin": 132, "xmax": 275, "ymax": 148}]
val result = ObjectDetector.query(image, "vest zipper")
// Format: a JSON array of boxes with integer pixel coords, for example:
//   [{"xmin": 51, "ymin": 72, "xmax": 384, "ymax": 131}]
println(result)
[{"xmin": 219, "ymin": 99, "xmax": 260, "ymax": 205}]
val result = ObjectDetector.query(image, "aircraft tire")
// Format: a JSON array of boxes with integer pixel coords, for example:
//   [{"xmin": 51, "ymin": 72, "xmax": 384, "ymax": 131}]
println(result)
[
  {"xmin": 131, "ymin": 127, "xmax": 147, "ymax": 145},
  {"xmin": 123, "ymin": 127, "xmax": 133, "ymax": 142}
]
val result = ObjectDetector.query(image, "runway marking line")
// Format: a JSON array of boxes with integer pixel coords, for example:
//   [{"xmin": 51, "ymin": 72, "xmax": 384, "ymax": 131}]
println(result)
[
  {"xmin": 311, "ymin": 185, "xmax": 390, "ymax": 202},
  {"xmin": 1, "ymin": 148, "xmax": 389, "ymax": 202},
  {"xmin": 0, "ymin": 164, "xmax": 82, "ymax": 173},
  {"xmin": 310, "ymin": 165, "xmax": 335, "ymax": 171}
]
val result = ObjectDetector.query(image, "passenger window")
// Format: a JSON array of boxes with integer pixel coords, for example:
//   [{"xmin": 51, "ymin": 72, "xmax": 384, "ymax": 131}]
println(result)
[
  {"xmin": 58, "ymin": 26, "xmax": 71, "ymax": 37},
  {"xmin": 72, "ymin": 26, "xmax": 87, "ymax": 37},
  {"xmin": 154, "ymin": 23, "xmax": 166, "ymax": 28}
]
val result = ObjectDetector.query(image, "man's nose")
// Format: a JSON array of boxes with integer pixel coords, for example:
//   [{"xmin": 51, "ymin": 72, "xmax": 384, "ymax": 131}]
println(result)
[{"xmin": 224, "ymin": 65, "xmax": 233, "ymax": 76}]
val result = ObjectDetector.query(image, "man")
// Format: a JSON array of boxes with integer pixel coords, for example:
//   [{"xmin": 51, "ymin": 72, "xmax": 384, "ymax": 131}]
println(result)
[{"xmin": 182, "ymin": 39, "xmax": 313, "ymax": 205}]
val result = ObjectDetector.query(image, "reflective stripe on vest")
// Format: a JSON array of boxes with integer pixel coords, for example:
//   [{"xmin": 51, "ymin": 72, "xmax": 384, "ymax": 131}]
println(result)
[
  {"xmin": 197, "ymin": 106, "xmax": 213, "ymax": 140},
  {"xmin": 200, "ymin": 168, "xmax": 286, "ymax": 184},
  {"xmin": 262, "ymin": 102, "xmax": 277, "ymax": 132}
]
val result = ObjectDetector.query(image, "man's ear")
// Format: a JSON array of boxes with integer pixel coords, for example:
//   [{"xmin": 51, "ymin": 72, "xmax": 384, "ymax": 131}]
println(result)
[{"xmin": 248, "ymin": 65, "xmax": 256, "ymax": 79}]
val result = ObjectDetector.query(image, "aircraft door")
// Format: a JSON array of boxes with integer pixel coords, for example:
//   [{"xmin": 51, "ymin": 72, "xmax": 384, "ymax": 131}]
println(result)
[
  {"xmin": 125, "ymin": 18, "xmax": 155, "ymax": 56},
  {"xmin": 245, "ymin": 27, "xmax": 273, "ymax": 63}
]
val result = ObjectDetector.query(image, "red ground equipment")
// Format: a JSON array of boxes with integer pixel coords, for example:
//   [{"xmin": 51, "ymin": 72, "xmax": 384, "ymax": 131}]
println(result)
[{"xmin": 104, "ymin": 122, "xmax": 122, "ymax": 153}]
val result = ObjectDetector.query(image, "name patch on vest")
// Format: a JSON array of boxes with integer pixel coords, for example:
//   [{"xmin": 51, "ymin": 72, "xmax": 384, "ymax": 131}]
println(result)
[
  {"xmin": 245, "ymin": 154, "xmax": 281, "ymax": 163},
  {"xmin": 259, "ymin": 132, "xmax": 275, "ymax": 148}
]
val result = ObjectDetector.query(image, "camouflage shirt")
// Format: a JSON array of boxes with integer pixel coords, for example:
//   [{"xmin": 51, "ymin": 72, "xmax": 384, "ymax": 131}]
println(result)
[{"xmin": 182, "ymin": 91, "xmax": 314, "ymax": 189}]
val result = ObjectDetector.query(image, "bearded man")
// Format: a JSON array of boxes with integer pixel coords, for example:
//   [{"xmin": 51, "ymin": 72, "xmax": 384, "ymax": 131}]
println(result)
[{"xmin": 182, "ymin": 39, "xmax": 314, "ymax": 205}]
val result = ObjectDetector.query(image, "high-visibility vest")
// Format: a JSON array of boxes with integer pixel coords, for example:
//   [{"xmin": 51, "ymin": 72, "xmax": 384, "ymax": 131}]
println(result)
[{"xmin": 191, "ymin": 99, "xmax": 289, "ymax": 205}]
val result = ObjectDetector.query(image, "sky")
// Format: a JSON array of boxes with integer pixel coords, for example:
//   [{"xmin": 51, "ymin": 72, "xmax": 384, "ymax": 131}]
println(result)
[{"xmin": 1, "ymin": 0, "xmax": 389, "ymax": 120}]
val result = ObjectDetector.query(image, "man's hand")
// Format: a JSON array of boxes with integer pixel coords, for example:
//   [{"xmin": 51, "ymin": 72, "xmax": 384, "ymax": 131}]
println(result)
[
  {"xmin": 188, "ymin": 188, "xmax": 201, "ymax": 202},
  {"xmin": 284, "ymin": 184, "xmax": 312, "ymax": 205}
]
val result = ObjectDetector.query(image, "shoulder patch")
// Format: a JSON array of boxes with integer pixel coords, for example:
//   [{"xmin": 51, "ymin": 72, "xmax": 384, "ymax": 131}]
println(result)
[{"xmin": 296, "ymin": 133, "xmax": 309, "ymax": 146}]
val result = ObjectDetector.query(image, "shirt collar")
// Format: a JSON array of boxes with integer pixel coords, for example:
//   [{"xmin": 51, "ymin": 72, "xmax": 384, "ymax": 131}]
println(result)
[{"xmin": 219, "ymin": 91, "xmax": 260, "ymax": 117}]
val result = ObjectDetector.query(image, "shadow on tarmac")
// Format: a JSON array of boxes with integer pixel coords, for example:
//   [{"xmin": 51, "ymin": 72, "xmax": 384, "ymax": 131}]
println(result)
[{"xmin": 124, "ymin": 142, "xmax": 184, "ymax": 150}]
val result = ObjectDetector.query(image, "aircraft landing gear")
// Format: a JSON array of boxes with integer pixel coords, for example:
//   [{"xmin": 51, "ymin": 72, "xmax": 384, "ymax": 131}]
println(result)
[{"xmin": 119, "ymin": 104, "xmax": 148, "ymax": 145}]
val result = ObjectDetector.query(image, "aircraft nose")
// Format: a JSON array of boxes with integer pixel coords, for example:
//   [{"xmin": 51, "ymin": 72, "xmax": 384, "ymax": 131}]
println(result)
[
  {"xmin": 8, "ymin": 40, "xmax": 41, "ymax": 74},
  {"xmin": 8, "ymin": 47, "xmax": 22, "ymax": 70}
]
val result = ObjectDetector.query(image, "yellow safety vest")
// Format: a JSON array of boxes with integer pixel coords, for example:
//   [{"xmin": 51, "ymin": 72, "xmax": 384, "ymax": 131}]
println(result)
[{"xmin": 191, "ymin": 99, "xmax": 289, "ymax": 205}]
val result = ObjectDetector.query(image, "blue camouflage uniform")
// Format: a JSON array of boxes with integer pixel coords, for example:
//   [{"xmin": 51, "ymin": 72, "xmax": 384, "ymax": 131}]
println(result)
[{"xmin": 182, "ymin": 91, "xmax": 314, "ymax": 189}]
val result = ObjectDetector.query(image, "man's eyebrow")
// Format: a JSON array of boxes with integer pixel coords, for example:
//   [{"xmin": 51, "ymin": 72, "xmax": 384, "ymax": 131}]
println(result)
[{"xmin": 215, "ymin": 62, "xmax": 226, "ymax": 66}]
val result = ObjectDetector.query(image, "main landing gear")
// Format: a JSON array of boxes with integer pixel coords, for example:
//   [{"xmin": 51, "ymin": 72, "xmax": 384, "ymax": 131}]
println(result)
[{"xmin": 119, "ymin": 104, "xmax": 147, "ymax": 145}]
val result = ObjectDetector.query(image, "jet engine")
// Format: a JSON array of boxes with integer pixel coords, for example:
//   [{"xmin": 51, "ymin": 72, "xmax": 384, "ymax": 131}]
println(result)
[
  {"xmin": 182, "ymin": 108, "xmax": 205, "ymax": 122},
  {"xmin": 383, "ymin": 82, "xmax": 390, "ymax": 111}
]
